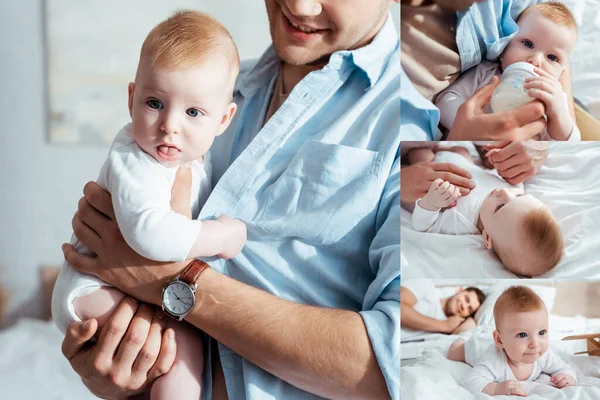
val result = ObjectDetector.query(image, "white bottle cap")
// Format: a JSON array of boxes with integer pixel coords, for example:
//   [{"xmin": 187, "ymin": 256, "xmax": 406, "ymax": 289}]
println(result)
[{"xmin": 502, "ymin": 62, "xmax": 536, "ymax": 77}]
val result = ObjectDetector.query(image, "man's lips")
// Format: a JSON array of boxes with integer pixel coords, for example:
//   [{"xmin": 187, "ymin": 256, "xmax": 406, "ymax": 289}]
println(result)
[{"xmin": 281, "ymin": 11, "xmax": 328, "ymax": 42}]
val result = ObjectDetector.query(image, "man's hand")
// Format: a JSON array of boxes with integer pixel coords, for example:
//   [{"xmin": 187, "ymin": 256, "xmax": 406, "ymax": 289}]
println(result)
[
  {"xmin": 401, "ymin": 162, "xmax": 475, "ymax": 204},
  {"xmin": 483, "ymin": 141, "xmax": 548, "ymax": 184},
  {"xmin": 494, "ymin": 380, "xmax": 527, "ymax": 396},
  {"xmin": 451, "ymin": 317, "xmax": 476, "ymax": 334},
  {"xmin": 443, "ymin": 316, "xmax": 465, "ymax": 333},
  {"xmin": 419, "ymin": 179, "xmax": 461, "ymax": 211},
  {"xmin": 447, "ymin": 76, "xmax": 547, "ymax": 141},
  {"xmin": 551, "ymin": 373, "xmax": 576, "ymax": 389},
  {"xmin": 62, "ymin": 298, "xmax": 177, "ymax": 399},
  {"xmin": 63, "ymin": 181, "xmax": 186, "ymax": 305}
]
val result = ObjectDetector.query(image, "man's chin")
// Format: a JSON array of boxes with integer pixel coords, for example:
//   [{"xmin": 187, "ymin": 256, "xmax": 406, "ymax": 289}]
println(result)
[{"xmin": 274, "ymin": 44, "xmax": 331, "ymax": 67}]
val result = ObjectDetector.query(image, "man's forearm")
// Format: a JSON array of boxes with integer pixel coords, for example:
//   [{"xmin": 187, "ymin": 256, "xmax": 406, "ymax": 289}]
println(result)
[
  {"xmin": 400, "ymin": 304, "xmax": 447, "ymax": 333},
  {"xmin": 186, "ymin": 269, "xmax": 389, "ymax": 400}
]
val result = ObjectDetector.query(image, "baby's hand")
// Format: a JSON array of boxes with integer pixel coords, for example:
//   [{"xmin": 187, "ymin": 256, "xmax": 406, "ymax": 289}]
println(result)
[
  {"xmin": 419, "ymin": 179, "xmax": 461, "ymax": 211},
  {"xmin": 524, "ymin": 68, "xmax": 568, "ymax": 120},
  {"xmin": 494, "ymin": 380, "xmax": 527, "ymax": 397},
  {"xmin": 216, "ymin": 214, "xmax": 247, "ymax": 259},
  {"xmin": 551, "ymin": 373, "xmax": 576, "ymax": 388}
]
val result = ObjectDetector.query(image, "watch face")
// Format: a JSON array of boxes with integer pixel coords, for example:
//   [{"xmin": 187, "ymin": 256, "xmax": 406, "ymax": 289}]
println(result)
[{"xmin": 163, "ymin": 282, "xmax": 195, "ymax": 316}]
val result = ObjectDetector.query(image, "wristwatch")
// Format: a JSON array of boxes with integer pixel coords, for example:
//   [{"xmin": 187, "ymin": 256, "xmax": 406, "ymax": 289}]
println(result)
[{"xmin": 161, "ymin": 259, "xmax": 210, "ymax": 321}]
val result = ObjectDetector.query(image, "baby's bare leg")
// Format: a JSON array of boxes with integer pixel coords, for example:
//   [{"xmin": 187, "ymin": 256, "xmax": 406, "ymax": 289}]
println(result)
[
  {"xmin": 407, "ymin": 147, "xmax": 435, "ymax": 164},
  {"xmin": 150, "ymin": 321, "xmax": 204, "ymax": 400},
  {"xmin": 73, "ymin": 286, "xmax": 127, "ymax": 330}
]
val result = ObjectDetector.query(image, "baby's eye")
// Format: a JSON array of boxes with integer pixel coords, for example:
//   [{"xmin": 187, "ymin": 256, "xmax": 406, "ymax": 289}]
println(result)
[
  {"xmin": 539, "ymin": 329, "xmax": 547, "ymax": 336},
  {"xmin": 523, "ymin": 39, "xmax": 534, "ymax": 49},
  {"xmin": 547, "ymin": 54, "xmax": 559, "ymax": 62},
  {"xmin": 517, "ymin": 332, "xmax": 528, "ymax": 338},
  {"xmin": 147, "ymin": 99, "xmax": 163, "ymax": 110},
  {"xmin": 186, "ymin": 108, "xmax": 202, "ymax": 118},
  {"xmin": 495, "ymin": 204, "xmax": 505, "ymax": 212}
]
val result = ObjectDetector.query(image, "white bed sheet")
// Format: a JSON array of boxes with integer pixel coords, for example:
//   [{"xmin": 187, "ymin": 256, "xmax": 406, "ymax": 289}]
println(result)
[
  {"xmin": 401, "ymin": 315, "xmax": 600, "ymax": 400},
  {"xmin": 401, "ymin": 142, "xmax": 600, "ymax": 279},
  {"xmin": 0, "ymin": 318, "xmax": 97, "ymax": 399}
]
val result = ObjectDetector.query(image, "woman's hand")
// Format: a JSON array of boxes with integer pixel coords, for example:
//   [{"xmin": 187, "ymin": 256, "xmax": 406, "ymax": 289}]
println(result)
[
  {"xmin": 62, "ymin": 299, "xmax": 177, "ymax": 399},
  {"xmin": 483, "ymin": 141, "xmax": 549, "ymax": 184},
  {"xmin": 401, "ymin": 162, "xmax": 475, "ymax": 204}
]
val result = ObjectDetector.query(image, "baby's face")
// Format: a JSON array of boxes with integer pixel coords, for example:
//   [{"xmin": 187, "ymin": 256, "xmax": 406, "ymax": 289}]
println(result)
[
  {"xmin": 496, "ymin": 309, "xmax": 549, "ymax": 364},
  {"xmin": 480, "ymin": 187, "xmax": 545, "ymax": 258},
  {"xmin": 128, "ymin": 58, "xmax": 236, "ymax": 167},
  {"xmin": 501, "ymin": 10, "xmax": 577, "ymax": 79}
]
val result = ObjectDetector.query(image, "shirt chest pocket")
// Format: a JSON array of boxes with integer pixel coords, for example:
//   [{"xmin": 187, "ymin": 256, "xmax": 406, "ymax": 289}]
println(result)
[{"xmin": 256, "ymin": 140, "xmax": 383, "ymax": 244}]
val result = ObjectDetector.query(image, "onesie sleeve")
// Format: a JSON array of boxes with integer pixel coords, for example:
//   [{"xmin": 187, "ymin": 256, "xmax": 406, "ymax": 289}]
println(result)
[
  {"xmin": 412, "ymin": 199, "xmax": 443, "ymax": 232},
  {"xmin": 462, "ymin": 348, "xmax": 501, "ymax": 394},
  {"xmin": 541, "ymin": 349, "xmax": 577, "ymax": 383},
  {"xmin": 102, "ymin": 147, "xmax": 202, "ymax": 262}
]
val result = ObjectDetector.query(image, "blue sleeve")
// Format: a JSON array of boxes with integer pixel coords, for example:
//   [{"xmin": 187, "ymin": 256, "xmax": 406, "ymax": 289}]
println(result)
[
  {"xmin": 456, "ymin": 0, "xmax": 541, "ymax": 71},
  {"xmin": 400, "ymin": 68, "xmax": 441, "ymax": 141},
  {"xmin": 360, "ymin": 154, "xmax": 401, "ymax": 400}
]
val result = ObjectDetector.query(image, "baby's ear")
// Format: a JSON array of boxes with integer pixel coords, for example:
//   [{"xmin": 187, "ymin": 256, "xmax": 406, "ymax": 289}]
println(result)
[
  {"xmin": 127, "ymin": 82, "xmax": 135, "ymax": 118},
  {"xmin": 493, "ymin": 330, "xmax": 503, "ymax": 348},
  {"xmin": 216, "ymin": 102, "xmax": 237, "ymax": 136},
  {"xmin": 482, "ymin": 230, "xmax": 493, "ymax": 250}
]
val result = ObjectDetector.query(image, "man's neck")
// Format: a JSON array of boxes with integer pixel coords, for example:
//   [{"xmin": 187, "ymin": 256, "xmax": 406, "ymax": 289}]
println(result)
[{"xmin": 281, "ymin": 62, "xmax": 326, "ymax": 95}]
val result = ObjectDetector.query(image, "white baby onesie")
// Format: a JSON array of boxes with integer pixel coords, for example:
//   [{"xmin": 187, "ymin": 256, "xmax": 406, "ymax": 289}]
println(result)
[
  {"xmin": 412, "ymin": 149, "xmax": 521, "ymax": 234},
  {"xmin": 462, "ymin": 344, "xmax": 577, "ymax": 394},
  {"xmin": 435, "ymin": 61, "xmax": 581, "ymax": 141},
  {"xmin": 52, "ymin": 123, "xmax": 211, "ymax": 332}
]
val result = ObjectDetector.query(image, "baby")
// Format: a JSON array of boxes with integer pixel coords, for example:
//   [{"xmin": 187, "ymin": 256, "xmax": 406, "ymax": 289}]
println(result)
[
  {"xmin": 436, "ymin": 2, "xmax": 579, "ymax": 141},
  {"xmin": 51, "ymin": 11, "xmax": 243, "ymax": 399},
  {"xmin": 407, "ymin": 144, "xmax": 563, "ymax": 277},
  {"xmin": 463, "ymin": 286, "xmax": 576, "ymax": 396}
]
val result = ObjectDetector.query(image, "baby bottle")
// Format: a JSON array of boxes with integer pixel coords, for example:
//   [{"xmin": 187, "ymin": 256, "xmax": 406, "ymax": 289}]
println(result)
[{"xmin": 490, "ymin": 62, "xmax": 538, "ymax": 113}]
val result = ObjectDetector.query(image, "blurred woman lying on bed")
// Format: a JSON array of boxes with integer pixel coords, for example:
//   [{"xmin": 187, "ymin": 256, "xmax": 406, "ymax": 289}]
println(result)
[{"xmin": 401, "ymin": 279, "xmax": 486, "ymax": 340}]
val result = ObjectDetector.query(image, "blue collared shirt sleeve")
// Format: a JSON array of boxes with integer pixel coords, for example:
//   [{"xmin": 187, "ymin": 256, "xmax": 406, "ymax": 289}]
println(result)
[
  {"xmin": 400, "ymin": 68, "xmax": 441, "ymax": 141},
  {"xmin": 456, "ymin": 0, "xmax": 541, "ymax": 71},
  {"xmin": 360, "ymin": 153, "xmax": 400, "ymax": 400}
]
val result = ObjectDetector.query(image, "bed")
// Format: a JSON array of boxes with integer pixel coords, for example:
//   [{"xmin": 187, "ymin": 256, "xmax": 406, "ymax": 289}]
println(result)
[
  {"xmin": 401, "ymin": 142, "xmax": 600, "ymax": 279},
  {"xmin": 401, "ymin": 283, "xmax": 600, "ymax": 399},
  {"xmin": 0, "ymin": 318, "xmax": 97, "ymax": 399}
]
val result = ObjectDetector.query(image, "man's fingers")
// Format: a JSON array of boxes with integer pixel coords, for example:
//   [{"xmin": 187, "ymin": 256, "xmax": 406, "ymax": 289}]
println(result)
[
  {"xmin": 494, "ymin": 162, "xmax": 529, "ymax": 179},
  {"xmin": 505, "ymin": 170, "xmax": 534, "ymax": 185},
  {"xmin": 62, "ymin": 243, "xmax": 98, "ymax": 275},
  {"xmin": 83, "ymin": 181, "xmax": 116, "ymax": 221},
  {"xmin": 114, "ymin": 302, "xmax": 154, "ymax": 372},
  {"xmin": 95, "ymin": 297, "xmax": 140, "ymax": 369},
  {"xmin": 77, "ymin": 197, "xmax": 113, "ymax": 241},
  {"xmin": 433, "ymin": 163, "xmax": 472, "ymax": 179},
  {"xmin": 62, "ymin": 319, "xmax": 98, "ymax": 361},
  {"xmin": 147, "ymin": 328, "xmax": 177, "ymax": 385},
  {"xmin": 132, "ymin": 308, "xmax": 169, "ymax": 377},
  {"xmin": 171, "ymin": 164, "xmax": 193, "ymax": 218}
]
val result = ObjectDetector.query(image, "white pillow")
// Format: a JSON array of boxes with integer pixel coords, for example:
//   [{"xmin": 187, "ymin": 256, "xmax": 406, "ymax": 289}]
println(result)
[{"xmin": 474, "ymin": 283, "xmax": 557, "ymax": 327}]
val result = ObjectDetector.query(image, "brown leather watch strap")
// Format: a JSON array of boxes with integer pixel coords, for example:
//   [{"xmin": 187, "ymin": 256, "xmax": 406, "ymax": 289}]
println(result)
[{"xmin": 179, "ymin": 259, "xmax": 210, "ymax": 286}]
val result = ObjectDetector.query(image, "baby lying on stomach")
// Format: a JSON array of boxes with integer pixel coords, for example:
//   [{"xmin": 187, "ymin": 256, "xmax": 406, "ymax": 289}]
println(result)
[
  {"xmin": 463, "ymin": 286, "xmax": 576, "ymax": 396},
  {"xmin": 407, "ymin": 145, "xmax": 563, "ymax": 277}
]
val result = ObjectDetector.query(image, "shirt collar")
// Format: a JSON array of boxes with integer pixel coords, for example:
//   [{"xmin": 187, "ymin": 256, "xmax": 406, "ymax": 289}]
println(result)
[{"xmin": 236, "ymin": 12, "xmax": 399, "ymax": 96}]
